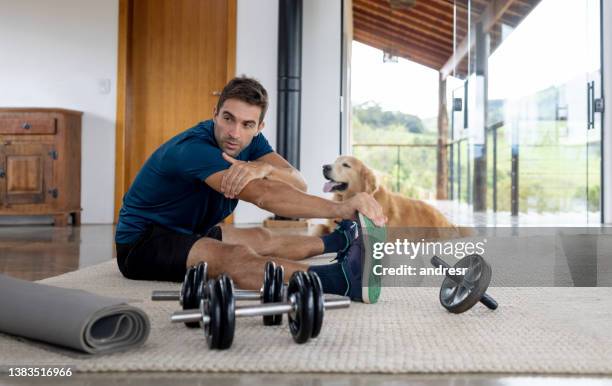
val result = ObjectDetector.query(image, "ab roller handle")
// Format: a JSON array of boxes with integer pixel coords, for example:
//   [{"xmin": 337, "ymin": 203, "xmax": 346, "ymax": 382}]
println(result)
[
  {"xmin": 171, "ymin": 295, "xmax": 351, "ymax": 323},
  {"xmin": 431, "ymin": 255, "xmax": 498, "ymax": 311}
]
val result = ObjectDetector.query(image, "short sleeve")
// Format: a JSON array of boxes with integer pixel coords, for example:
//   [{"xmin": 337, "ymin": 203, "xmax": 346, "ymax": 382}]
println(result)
[
  {"xmin": 248, "ymin": 133, "xmax": 274, "ymax": 160},
  {"xmin": 168, "ymin": 139, "xmax": 231, "ymax": 182}
]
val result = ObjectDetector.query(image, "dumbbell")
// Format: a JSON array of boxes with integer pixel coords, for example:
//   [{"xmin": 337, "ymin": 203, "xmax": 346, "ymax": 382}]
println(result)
[
  {"xmin": 171, "ymin": 271, "xmax": 351, "ymax": 349},
  {"xmin": 430, "ymin": 254, "xmax": 498, "ymax": 313},
  {"xmin": 150, "ymin": 262, "xmax": 208, "ymax": 328},
  {"xmin": 152, "ymin": 261, "xmax": 286, "ymax": 326}
]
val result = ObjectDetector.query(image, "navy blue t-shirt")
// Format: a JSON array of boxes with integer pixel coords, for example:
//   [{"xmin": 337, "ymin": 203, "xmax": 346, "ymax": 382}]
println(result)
[{"xmin": 115, "ymin": 119, "xmax": 273, "ymax": 244}]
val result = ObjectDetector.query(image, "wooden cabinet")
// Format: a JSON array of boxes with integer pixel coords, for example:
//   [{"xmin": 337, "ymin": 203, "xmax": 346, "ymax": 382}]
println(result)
[{"xmin": 0, "ymin": 108, "xmax": 82, "ymax": 226}]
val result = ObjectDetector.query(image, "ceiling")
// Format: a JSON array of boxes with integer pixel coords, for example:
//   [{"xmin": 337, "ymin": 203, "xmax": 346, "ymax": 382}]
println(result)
[{"xmin": 352, "ymin": 0, "xmax": 541, "ymax": 77}]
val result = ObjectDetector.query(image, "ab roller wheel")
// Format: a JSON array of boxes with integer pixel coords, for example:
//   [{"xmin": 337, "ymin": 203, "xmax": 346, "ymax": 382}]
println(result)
[{"xmin": 431, "ymin": 254, "xmax": 498, "ymax": 313}]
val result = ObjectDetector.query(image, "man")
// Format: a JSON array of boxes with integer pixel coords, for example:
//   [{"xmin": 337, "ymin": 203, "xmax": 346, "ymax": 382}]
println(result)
[{"xmin": 115, "ymin": 76, "xmax": 386, "ymax": 302}]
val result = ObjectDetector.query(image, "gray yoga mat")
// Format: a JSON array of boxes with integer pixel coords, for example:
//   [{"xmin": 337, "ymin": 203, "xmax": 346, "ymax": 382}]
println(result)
[{"xmin": 0, "ymin": 273, "xmax": 150, "ymax": 354}]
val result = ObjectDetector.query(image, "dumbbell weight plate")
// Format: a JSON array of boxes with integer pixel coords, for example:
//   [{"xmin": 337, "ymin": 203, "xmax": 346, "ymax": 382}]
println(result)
[
  {"xmin": 202, "ymin": 280, "xmax": 223, "ymax": 349},
  {"xmin": 180, "ymin": 266, "xmax": 196, "ymax": 307},
  {"xmin": 185, "ymin": 262, "xmax": 208, "ymax": 328},
  {"xmin": 194, "ymin": 262, "xmax": 208, "ymax": 308},
  {"xmin": 439, "ymin": 254, "xmax": 492, "ymax": 314},
  {"xmin": 193, "ymin": 262, "xmax": 208, "ymax": 298},
  {"xmin": 287, "ymin": 271, "xmax": 315, "ymax": 344},
  {"xmin": 216, "ymin": 275, "xmax": 236, "ymax": 350},
  {"xmin": 270, "ymin": 265, "xmax": 285, "ymax": 325},
  {"xmin": 308, "ymin": 271, "xmax": 325, "ymax": 338},
  {"xmin": 183, "ymin": 267, "xmax": 200, "ymax": 328},
  {"xmin": 262, "ymin": 261, "xmax": 277, "ymax": 325}
]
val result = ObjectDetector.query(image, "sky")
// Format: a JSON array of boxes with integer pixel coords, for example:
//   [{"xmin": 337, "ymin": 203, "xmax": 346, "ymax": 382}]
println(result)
[
  {"xmin": 350, "ymin": 40, "xmax": 440, "ymax": 119},
  {"xmin": 488, "ymin": 0, "xmax": 600, "ymax": 100},
  {"xmin": 350, "ymin": 0, "xmax": 600, "ymax": 117}
]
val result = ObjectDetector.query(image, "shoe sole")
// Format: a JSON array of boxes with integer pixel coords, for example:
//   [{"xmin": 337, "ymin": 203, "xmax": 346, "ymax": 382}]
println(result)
[{"xmin": 357, "ymin": 213, "xmax": 387, "ymax": 304}]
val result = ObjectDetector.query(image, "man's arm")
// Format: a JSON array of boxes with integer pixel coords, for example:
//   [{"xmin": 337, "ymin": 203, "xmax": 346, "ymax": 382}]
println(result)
[
  {"xmin": 254, "ymin": 152, "xmax": 307, "ymax": 192},
  {"xmin": 221, "ymin": 152, "xmax": 306, "ymax": 196},
  {"xmin": 206, "ymin": 171, "xmax": 386, "ymax": 226}
]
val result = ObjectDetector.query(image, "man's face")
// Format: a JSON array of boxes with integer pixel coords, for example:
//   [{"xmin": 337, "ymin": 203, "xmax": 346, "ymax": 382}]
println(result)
[{"xmin": 213, "ymin": 98, "xmax": 264, "ymax": 157}]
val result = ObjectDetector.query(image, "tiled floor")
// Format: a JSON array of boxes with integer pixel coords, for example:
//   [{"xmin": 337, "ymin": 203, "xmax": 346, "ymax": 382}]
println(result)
[
  {"xmin": 429, "ymin": 200, "xmax": 607, "ymax": 227},
  {"xmin": 1, "ymin": 206, "xmax": 611, "ymax": 385}
]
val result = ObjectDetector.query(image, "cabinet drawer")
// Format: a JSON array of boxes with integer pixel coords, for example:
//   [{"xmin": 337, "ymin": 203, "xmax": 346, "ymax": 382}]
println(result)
[{"xmin": 0, "ymin": 118, "xmax": 57, "ymax": 135}]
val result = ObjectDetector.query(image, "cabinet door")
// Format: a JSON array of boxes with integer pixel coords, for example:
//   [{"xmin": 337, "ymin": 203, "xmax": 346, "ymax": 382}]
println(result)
[{"xmin": 0, "ymin": 142, "xmax": 54, "ymax": 206}]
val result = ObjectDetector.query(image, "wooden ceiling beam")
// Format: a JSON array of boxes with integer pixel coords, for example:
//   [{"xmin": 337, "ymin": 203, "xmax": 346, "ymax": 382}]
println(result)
[
  {"xmin": 358, "ymin": 0, "xmax": 467, "ymax": 37},
  {"xmin": 500, "ymin": 14, "xmax": 521, "ymax": 27},
  {"xmin": 440, "ymin": 0, "xmax": 520, "ymax": 77},
  {"xmin": 354, "ymin": 32, "xmax": 444, "ymax": 70},
  {"xmin": 352, "ymin": 0, "xmax": 539, "ymax": 76},
  {"xmin": 353, "ymin": 8, "xmax": 453, "ymax": 53},
  {"xmin": 353, "ymin": 25, "xmax": 449, "ymax": 64},
  {"xmin": 353, "ymin": 20, "xmax": 450, "ymax": 63},
  {"xmin": 352, "ymin": 15, "xmax": 452, "ymax": 57},
  {"xmin": 354, "ymin": 0, "xmax": 454, "ymax": 42},
  {"xmin": 353, "ymin": 36, "xmax": 442, "ymax": 69}
]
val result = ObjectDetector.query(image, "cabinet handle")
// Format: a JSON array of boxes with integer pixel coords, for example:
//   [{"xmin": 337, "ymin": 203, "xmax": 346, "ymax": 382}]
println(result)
[
  {"xmin": 0, "ymin": 169, "xmax": 5, "ymax": 178},
  {"xmin": 22, "ymin": 122, "xmax": 31, "ymax": 130},
  {"xmin": 212, "ymin": 91, "xmax": 222, "ymax": 96}
]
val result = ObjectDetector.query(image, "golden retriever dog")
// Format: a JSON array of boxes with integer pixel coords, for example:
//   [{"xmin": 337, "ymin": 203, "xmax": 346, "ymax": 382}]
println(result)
[{"xmin": 320, "ymin": 155, "xmax": 472, "ymax": 239}]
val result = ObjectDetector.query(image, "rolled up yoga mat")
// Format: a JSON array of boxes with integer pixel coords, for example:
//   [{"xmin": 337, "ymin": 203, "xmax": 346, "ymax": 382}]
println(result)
[{"xmin": 0, "ymin": 274, "xmax": 150, "ymax": 354}]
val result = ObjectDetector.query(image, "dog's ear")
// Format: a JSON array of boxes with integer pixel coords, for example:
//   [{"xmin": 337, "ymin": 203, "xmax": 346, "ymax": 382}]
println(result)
[{"xmin": 360, "ymin": 166, "xmax": 378, "ymax": 194}]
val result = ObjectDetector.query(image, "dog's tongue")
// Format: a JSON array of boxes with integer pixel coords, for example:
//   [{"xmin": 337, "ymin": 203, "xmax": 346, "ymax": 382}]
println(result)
[{"xmin": 323, "ymin": 181, "xmax": 340, "ymax": 193}]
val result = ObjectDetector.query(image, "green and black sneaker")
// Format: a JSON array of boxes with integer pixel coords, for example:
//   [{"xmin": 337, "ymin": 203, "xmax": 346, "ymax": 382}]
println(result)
[{"xmin": 339, "ymin": 213, "xmax": 387, "ymax": 304}]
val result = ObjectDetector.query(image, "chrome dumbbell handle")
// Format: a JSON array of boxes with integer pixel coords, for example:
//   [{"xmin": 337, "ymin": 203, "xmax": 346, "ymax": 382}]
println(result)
[
  {"xmin": 151, "ymin": 291, "xmax": 181, "ymax": 301},
  {"xmin": 170, "ymin": 295, "xmax": 351, "ymax": 324},
  {"xmin": 152, "ymin": 288, "xmax": 265, "ymax": 302},
  {"xmin": 172, "ymin": 311, "xmax": 211, "ymax": 324},
  {"xmin": 170, "ymin": 301, "xmax": 294, "ymax": 324},
  {"xmin": 234, "ymin": 289, "xmax": 267, "ymax": 300}
]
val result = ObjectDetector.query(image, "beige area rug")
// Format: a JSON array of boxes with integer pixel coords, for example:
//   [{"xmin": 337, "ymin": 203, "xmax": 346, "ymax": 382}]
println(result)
[{"xmin": 0, "ymin": 259, "xmax": 611, "ymax": 374}]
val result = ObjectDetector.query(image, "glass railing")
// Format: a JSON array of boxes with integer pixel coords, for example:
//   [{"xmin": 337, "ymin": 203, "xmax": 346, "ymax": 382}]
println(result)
[
  {"xmin": 355, "ymin": 118, "xmax": 600, "ymax": 217},
  {"xmin": 352, "ymin": 143, "xmax": 439, "ymax": 200}
]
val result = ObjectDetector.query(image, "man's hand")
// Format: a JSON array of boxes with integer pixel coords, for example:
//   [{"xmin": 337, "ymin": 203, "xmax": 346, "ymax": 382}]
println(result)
[
  {"xmin": 339, "ymin": 192, "xmax": 387, "ymax": 227},
  {"xmin": 221, "ymin": 152, "xmax": 273, "ymax": 198}
]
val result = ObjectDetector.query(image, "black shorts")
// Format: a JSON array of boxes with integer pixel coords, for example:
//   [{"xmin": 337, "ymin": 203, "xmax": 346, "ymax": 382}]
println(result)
[{"xmin": 115, "ymin": 224, "xmax": 221, "ymax": 282}]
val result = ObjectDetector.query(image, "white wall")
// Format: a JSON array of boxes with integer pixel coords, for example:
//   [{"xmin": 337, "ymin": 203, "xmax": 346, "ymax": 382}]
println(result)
[
  {"xmin": 604, "ymin": 0, "xmax": 612, "ymax": 224},
  {"xmin": 0, "ymin": 0, "xmax": 118, "ymax": 224},
  {"xmin": 233, "ymin": 0, "xmax": 343, "ymax": 223},
  {"xmin": 233, "ymin": 0, "xmax": 280, "ymax": 224},
  {"xmin": 301, "ymin": 0, "xmax": 343, "ymax": 200}
]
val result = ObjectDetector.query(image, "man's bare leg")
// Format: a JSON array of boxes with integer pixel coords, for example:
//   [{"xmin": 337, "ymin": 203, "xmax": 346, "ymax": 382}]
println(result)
[
  {"xmin": 186, "ymin": 237, "xmax": 309, "ymax": 290},
  {"xmin": 219, "ymin": 224, "xmax": 326, "ymax": 260}
]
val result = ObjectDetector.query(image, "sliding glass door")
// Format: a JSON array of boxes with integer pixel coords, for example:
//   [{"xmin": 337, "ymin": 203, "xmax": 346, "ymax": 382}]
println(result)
[{"xmin": 450, "ymin": 0, "xmax": 603, "ymax": 223}]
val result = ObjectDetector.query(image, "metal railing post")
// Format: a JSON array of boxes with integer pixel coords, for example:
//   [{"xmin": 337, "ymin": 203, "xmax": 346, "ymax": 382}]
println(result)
[{"xmin": 396, "ymin": 145, "xmax": 400, "ymax": 192}]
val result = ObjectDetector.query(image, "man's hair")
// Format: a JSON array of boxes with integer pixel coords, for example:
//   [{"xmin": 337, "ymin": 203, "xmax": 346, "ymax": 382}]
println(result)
[{"xmin": 216, "ymin": 76, "xmax": 268, "ymax": 123}]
